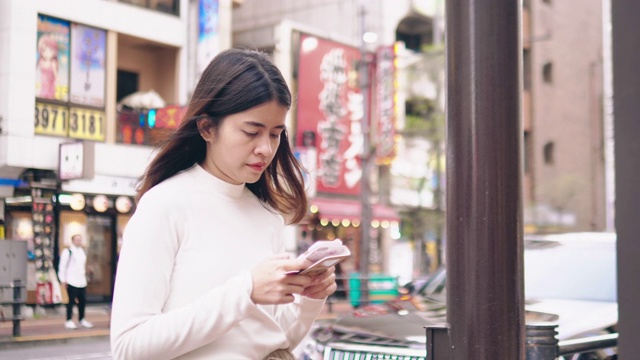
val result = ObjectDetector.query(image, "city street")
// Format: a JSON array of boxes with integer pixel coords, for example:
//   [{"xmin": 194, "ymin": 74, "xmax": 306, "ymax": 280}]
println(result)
[
  {"xmin": 1, "ymin": 0, "xmax": 639, "ymax": 357},
  {"xmin": 0, "ymin": 337, "xmax": 111, "ymax": 360}
]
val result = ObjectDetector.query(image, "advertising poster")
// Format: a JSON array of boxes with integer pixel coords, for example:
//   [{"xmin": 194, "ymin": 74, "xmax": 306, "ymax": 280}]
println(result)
[
  {"xmin": 70, "ymin": 24, "xmax": 106, "ymax": 108},
  {"xmin": 36, "ymin": 15, "xmax": 70, "ymax": 102},
  {"xmin": 296, "ymin": 34, "xmax": 362, "ymax": 196},
  {"xmin": 197, "ymin": 0, "xmax": 220, "ymax": 77}
]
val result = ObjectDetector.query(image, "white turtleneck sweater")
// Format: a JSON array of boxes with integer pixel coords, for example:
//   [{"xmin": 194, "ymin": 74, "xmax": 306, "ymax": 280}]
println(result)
[{"xmin": 110, "ymin": 165, "xmax": 325, "ymax": 360}]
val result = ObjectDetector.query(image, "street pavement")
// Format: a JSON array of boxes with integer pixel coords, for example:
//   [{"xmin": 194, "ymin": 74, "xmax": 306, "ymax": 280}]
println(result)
[
  {"xmin": 0, "ymin": 299, "xmax": 354, "ymax": 350},
  {"xmin": 0, "ymin": 303, "xmax": 111, "ymax": 349}
]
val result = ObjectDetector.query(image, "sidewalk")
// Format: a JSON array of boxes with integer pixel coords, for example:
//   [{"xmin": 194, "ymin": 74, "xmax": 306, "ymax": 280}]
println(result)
[
  {"xmin": 0, "ymin": 300, "xmax": 354, "ymax": 349},
  {"xmin": 0, "ymin": 303, "xmax": 111, "ymax": 349}
]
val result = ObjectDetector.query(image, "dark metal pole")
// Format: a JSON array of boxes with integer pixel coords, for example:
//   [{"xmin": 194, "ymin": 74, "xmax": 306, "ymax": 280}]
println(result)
[
  {"xmin": 445, "ymin": 0, "xmax": 524, "ymax": 359},
  {"xmin": 358, "ymin": 3, "xmax": 372, "ymax": 306},
  {"xmin": 12, "ymin": 279, "xmax": 22, "ymax": 337},
  {"xmin": 611, "ymin": 0, "xmax": 640, "ymax": 357}
]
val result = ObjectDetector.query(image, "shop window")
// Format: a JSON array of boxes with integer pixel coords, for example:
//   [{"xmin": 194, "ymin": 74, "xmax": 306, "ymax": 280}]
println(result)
[{"xmin": 59, "ymin": 211, "xmax": 115, "ymax": 301}]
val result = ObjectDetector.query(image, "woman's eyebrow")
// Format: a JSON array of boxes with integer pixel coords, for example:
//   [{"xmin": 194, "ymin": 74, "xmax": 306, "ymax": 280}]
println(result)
[{"xmin": 244, "ymin": 121, "xmax": 286, "ymax": 130}]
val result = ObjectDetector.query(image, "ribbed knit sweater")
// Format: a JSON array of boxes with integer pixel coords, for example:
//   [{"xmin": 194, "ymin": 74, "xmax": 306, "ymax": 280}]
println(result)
[{"xmin": 110, "ymin": 164, "xmax": 324, "ymax": 359}]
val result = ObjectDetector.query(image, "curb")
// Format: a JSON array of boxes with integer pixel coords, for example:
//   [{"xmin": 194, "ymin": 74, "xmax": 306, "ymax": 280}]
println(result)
[{"xmin": 0, "ymin": 330, "xmax": 110, "ymax": 350}]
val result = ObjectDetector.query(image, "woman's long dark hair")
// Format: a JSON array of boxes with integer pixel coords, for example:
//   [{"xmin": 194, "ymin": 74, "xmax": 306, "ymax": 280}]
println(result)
[{"xmin": 136, "ymin": 48, "xmax": 308, "ymax": 223}]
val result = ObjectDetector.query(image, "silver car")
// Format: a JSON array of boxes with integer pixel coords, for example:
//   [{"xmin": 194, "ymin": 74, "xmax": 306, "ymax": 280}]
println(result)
[{"xmin": 296, "ymin": 232, "xmax": 617, "ymax": 360}]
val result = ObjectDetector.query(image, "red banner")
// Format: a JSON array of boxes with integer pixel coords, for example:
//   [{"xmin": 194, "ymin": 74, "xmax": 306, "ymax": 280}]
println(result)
[{"xmin": 296, "ymin": 34, "xmax": 362, "ymax": 196}]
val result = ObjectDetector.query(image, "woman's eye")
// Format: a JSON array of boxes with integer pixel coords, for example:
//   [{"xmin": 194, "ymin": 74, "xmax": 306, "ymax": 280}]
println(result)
[
  {"xmin": 243, "ymin": 131, "xmax": 258, "ymax": 137},
  {"xmin": 270, "ymin": 133, "xmax": 281, "ymax": 139}
]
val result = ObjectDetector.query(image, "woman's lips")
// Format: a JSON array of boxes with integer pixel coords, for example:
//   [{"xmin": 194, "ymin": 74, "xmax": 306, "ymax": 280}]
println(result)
[{"xmin": 248, "ymin": 163, "xmax": 266, "ymax": 171}]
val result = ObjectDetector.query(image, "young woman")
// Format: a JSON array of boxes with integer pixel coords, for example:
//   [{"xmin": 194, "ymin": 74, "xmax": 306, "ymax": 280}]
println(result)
[{"xmin": 110, "ymin": 48, "xmax": 337, "ymax": 359}]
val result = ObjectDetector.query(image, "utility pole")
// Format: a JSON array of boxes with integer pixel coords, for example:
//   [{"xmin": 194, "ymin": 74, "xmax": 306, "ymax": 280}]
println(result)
[{"xmin": 358, "ymin": 3, "xmax": 372, "ymax": 306}]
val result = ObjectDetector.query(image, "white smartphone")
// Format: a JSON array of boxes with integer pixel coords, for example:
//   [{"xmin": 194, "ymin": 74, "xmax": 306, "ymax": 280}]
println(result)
[
  {"xmin": 287, "ymin": 239, "xmax": 351, "ymax": 276},
  {"xmin": 298, "ymin": 253, "xmax": 350, "ymax": 276}
]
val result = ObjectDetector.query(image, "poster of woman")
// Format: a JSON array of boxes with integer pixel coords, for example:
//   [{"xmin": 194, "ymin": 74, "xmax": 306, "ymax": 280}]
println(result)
[
  {"xmin": 36, "ymin": 15, "xmax": 70, "ymax": 102},
  {"xmin": 70, "ymin": 23, "xmax": 106, "ymax": 107}
]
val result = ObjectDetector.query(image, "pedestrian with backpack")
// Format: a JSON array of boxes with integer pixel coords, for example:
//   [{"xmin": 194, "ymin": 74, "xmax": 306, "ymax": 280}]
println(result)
[{"xmin": 58, "ymin": 234, "xmax": 93, "ymax": 330}]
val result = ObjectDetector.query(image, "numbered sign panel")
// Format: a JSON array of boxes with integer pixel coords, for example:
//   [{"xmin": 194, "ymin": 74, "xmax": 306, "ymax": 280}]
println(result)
[
  {"xmin": 68, "ymin": 107, "xmax": 105, "ymax": 141},
  {"xmin": 35, "ymin": 102, "xmax": 69, "ymax": 136}
]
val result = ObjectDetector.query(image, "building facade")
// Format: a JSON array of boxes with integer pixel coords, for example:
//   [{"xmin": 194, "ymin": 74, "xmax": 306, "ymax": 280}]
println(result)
[
  {"xmin": 0, "ymin": 0, "xmax": 234, "ymax": 304},
  {"xmin": 231, "ymin": 0, "xmax": 447, "ymax": 284},
  {"xmin": 230, "ymin": 0, "xmax": 611, "ymax": 281},
  {"xmin": 523, "ymin": 0, "xmax": 608, "ymax": 232}
]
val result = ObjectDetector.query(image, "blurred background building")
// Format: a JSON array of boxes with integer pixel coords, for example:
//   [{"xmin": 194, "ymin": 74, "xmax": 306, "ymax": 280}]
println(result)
[
  {"xmin": 232, "ymin": 0, "xmax": 448, "ymax": 284},
  {"xmin": 0, "ymin": 0, "xmax": 611, "ymax": 306},
  {"xmin": 0, "ymin": 0, "xmax": 235, "ymax": 305},
  {"xmin": 522, "ymin": 0, "xmax": 611, "ymax": 234}
]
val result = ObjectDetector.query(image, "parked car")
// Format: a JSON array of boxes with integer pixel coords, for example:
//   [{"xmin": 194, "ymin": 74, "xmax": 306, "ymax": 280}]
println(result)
[
  {"xmin": 296, "ymin": 232, "xmax": 617, "ymax": 360},
  {"xmin": 398, "ymin": 268, "xmax": 446, "ymax": 298}
]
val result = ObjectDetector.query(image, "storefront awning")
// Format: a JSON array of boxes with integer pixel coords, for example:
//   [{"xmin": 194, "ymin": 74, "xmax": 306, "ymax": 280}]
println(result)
[{"xmin": 309, "ymin": 197, "xmax": 400, "ymax": 223}]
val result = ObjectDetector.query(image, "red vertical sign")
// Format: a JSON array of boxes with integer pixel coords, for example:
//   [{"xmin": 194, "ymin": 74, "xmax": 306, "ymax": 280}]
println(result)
[{"xmin": 296, "ymin": 34, "xmax": 362, "ymax": 196}]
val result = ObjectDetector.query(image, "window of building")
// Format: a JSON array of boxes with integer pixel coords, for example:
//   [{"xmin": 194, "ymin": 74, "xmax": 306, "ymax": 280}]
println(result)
[
  {"xmin": 524, "ymin": 131, "xmax": 532, "ymax": 173},
  {"xmin": 119, "ymin": 0, "xmax": 180, "ymax": 16},
  {"xmin": 542, "ymin": 62, "xmax": 553, "ymax": 83},
  {"xmin": 543, "ymin": 141, "xmax": 555, "ymax": 165},
  {"xmin": 117, "ymin": 70, "xmax": 139, "ymax": 103},
  {"xmin": 523, "ymin": 49, "xmax": 532, "ymax": 90}
]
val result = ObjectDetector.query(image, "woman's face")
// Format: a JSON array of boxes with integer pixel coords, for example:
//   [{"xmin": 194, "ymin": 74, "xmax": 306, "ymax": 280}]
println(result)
[{"xmin": 200, "ymin": 100, "xmax": 288, "ymax": 185}]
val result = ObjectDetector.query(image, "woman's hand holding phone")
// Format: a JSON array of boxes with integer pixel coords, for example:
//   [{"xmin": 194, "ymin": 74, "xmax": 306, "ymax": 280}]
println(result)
[
  {"xmin": 301, "ymin": 265, "xmax": 337, "ymax": 299},
  {"xmin": 250, "ymin": 254, "xmax": 312, "ymax": 305}
]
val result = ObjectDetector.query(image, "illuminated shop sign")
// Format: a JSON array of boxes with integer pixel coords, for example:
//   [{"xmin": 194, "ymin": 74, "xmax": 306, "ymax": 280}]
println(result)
[{"xmin": 297, "ymin": 34, "xmax": 362, "ymax": 196}]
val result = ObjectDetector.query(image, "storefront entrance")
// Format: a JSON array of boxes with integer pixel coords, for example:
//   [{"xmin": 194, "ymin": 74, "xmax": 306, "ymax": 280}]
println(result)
[{"xmin": 58, "ymin": 211, "xmax": 116, "ymax": 302}]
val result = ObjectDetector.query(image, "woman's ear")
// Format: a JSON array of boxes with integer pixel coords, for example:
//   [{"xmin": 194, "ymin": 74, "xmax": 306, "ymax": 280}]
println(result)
[{"xmin": 197, "ymin": 118, "xmax": 214, "ymax": 142}]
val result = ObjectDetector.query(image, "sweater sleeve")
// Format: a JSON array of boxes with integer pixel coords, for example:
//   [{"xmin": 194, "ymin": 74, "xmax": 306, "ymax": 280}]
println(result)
[
  {"xmin": 110, "ymin": 189, "xmax": 258, "ymax": 360},
  {"xmin": 279, "ymin": 296, "xmax": 326, "ymax": 349}
]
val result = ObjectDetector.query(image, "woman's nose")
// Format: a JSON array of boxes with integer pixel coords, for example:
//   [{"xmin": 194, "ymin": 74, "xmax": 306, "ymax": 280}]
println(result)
[{"xmin": 255, "ymin": 135, "xmax": 274, "ymax": 156}]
